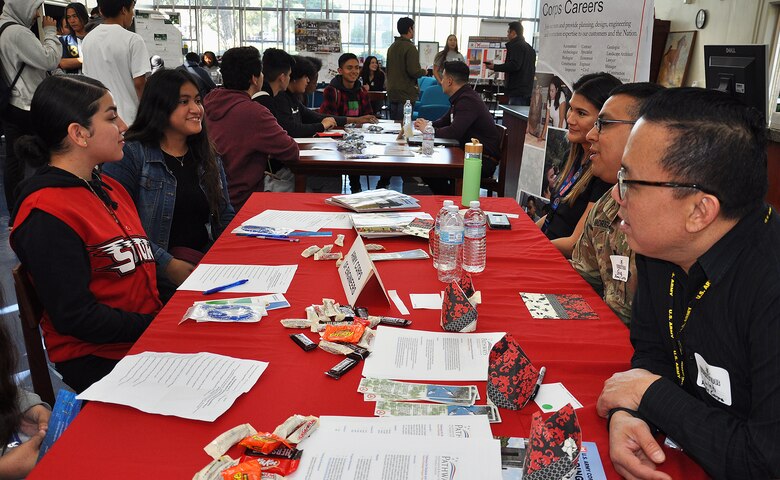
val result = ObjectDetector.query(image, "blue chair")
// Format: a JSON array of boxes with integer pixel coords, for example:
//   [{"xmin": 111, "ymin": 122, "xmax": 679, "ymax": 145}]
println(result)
[
  {"xmin": 417, "ymin": 104, "xmax": 451, "ymax": 121},
  {"xmin": 417, "ymin": 76, "xmax": 438, "ymax": 102},
  {"xmin": 413, "ymin": 85, "xmax": 450, "ymax": 119}
]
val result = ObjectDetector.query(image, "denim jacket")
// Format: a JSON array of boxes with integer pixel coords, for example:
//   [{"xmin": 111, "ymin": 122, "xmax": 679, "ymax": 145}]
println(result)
[{"xmin": 103, "ymin": 141, "xmax": 236, "ymax": 270}]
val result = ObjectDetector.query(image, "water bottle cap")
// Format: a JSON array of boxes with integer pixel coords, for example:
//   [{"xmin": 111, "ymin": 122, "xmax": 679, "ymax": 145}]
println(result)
[
  {"xmin": 446, "ymin": 205, "xmax": 459, "ymax": 212},
  {"xmin": 443, "ymin": 200, "xmax": 454, "ymax": 206},
  {"xmin": 469, "ymin": 201, "xmax": 480, "ymax": 208}
]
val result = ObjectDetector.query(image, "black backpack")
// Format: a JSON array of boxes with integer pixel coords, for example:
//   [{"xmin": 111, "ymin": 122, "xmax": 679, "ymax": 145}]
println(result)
[{"xmin": 0, "ymin": 22, "xmax": 27, "ymax": 112}]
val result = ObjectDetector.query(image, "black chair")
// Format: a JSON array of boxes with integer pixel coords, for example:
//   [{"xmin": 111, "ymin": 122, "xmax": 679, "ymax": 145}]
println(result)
[{"xmin": 482, "ymin": 124, "xmax": 509, "ymax": 197}]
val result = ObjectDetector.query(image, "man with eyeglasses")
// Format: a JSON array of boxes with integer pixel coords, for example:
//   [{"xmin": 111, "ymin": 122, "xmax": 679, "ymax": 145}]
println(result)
[
  {"xmin": 596, "ymin": 88, "xmax": 780, "ymax": 480},
  {"xmin": 570, "ymin": 83, "xmax": 664, "ymax": 327}
]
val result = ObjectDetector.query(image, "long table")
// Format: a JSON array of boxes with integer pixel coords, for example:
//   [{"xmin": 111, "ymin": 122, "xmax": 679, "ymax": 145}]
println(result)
[
  {"xmin": 289, "ymin": 142, "xmax": 465, "ymax": 193},
  {"xmin": 28, "ymin": 193, "xmax": 706, "ymax": 479}
]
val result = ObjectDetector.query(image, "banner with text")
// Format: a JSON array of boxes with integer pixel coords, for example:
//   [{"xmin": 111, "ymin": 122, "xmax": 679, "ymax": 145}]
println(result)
[{"xmin": 515, "ymin": 0, "xmax": 654, "ymax": 213}]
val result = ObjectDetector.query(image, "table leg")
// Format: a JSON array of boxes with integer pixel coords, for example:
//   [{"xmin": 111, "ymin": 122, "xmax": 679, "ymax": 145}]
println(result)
[{"xmin": 294, "ymin": 173, "xmax": 307, "ymax": 193}]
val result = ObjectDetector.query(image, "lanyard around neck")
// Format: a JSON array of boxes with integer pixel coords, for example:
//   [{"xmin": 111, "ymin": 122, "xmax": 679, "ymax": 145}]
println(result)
[{"xmin": 667, "ymin": 271, "xmax": 711, "ymax": 385}]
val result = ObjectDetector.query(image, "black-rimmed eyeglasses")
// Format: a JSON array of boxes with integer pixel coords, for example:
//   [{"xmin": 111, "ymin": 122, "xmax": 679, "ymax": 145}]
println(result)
[
  {"xmin": 594, "ymin": 118, "xmax": 636, "ymax": 133},
  {"xmin": 616, "ymin": 167, "xmax": 719, "ymax": 201}
]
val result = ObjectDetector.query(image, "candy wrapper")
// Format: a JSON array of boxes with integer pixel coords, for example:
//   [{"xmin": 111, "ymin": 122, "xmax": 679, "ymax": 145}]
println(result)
[
  {"xmin": 238, "ymin": 432, "xmax": 293, "ymax": 454},
  {"xmin": 280, "ymin": 319, "xmax": 310, "ymax": 329},
  {"xmin": 193, "ymin": 455, "xmax": 240, "ymax": 480},
  {"xmin": 273, "ymin": 415, "xmax": 319, "ymax": 443},
  {"xmin": 322, "ymin": 323, "xmax": 366, "ymax": 343},
  {"xmin": 301, "ymin": 245, "xmax": 321, "ymax": 258},
  {"xmin": 335, "ymin": 234, "xmax": 345, "ymax": 247},
  {"xmin": 440, "ymin": 274, "xmax": 479, "ymax": 332},
  {"xmin": 204, "ymin": 423, "xmax": 258, "ymax": 459},
  {"xmin": 487, "ymin": 334, "xmax": 541, "ymax": 410},
  {"xmin": 220, "ymin": 457, "xmax": 298, "ymax": 479},
  {"xmin": 181, "ymin": 304, "xmax": 267, "ymax": 325},
  {"xmin": 522, "ymin": 404, "xmax": 582, "ymax": 480}
]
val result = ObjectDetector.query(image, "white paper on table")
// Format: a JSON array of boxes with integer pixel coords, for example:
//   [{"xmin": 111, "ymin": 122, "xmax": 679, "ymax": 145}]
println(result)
[
  {"xmin": 409, "ymin": 293, "xmax": 443, "ymax": 309},
  {"xmin": 287, "ymin": 433, "xmax": 501, "ymax": 480},
  {"xmin": 242, "ymin": 210, "xmax": 354, "ymax": 231},
  {"xmin": 177, "ymin": 264, "xmax": 297, "ymax": 294},
  {"xmin": 293, "ymin": 137, "xmax": 337, "ymax": 144},
  {"xmin": 318, "ymin": 415, "xmax": 493, "ymax": 440},
  {"xmin": 533, "ymin": 382, "xmax": 584, "ymax": 413},
  {"xmin": 388, "ymin": 290, "xmax": 410, "ymax": 315},
  {"xmin": 363, "ymin": 133, "xmax": 404, "ymax": 144},
  {"xmin": 76, "ymin": 352, "xmax": 268, "ymax": 422},
  {"xmin": 362, "ymin": 326, "xmax": 505, "ymax": 381},
  {"xmin": 298, "ymin": 150, "xmax": 339, "ymax": 157}
]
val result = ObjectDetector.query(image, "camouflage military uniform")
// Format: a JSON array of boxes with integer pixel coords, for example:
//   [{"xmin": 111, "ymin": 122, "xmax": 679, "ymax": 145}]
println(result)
[{"xmin": 570, "ymin": 189, "xmax": 636, "ymax": 327}]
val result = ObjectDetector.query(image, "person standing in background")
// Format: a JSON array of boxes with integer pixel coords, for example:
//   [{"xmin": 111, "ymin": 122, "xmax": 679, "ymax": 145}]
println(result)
[
  {"xmin": 58, "ymin": 2, "xmax": 88, "ymax": 74},
  {"xmin": 384, "ymin": 16, "xmax": 425, "ymax": 189},
  {"xmin": 485, "ymin": 21, "xmax": 536, "ymax": 106},
  {"xmin": 201, "ymin": 51, "xmax": 222, "ymax": 85},
  {"xmin": 82, "ymin": 0, "xmax": 149, "ymax": 126},
  {"xmin": 0, "ymin": 0, "xmax": 61, "ymax": 211},
  {"xmin": 432, "ymin": 34, "xmax": 465, "ymax": 83}
]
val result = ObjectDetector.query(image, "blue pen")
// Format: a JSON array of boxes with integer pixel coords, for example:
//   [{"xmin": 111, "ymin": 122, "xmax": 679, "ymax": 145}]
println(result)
[
  {"xmin": 203, "ymin": 278, "xmax": 250, "ymax": 295},
  {"xmin": 289, "ymin": 231, "xmax": 333, "ymax": 237}
]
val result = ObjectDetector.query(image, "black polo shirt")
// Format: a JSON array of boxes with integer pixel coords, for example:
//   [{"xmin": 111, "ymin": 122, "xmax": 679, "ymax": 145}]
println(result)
[{"xmin": 631, "ymin": 204, "xmax": 780, "ymax": 479}]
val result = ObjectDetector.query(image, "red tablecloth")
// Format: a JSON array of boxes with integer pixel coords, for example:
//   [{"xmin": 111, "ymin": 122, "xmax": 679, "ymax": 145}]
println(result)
[{"xmin": 28, "ymin": 193, "xmax": 706, "ymax": 479}]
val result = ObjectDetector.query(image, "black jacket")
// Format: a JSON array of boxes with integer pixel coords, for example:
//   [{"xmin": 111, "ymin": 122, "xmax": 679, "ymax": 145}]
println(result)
[
  {"xmin": 272, "ymin": 90, "xmax": 347, "ymax": 138},
  {"xmin": 492, "ymin": 36, "xmax": 536, "ymax": 97}
]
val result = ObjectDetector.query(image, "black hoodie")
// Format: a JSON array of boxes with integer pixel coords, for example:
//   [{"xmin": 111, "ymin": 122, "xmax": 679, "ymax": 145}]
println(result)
[{"xmin": 11, "ymin": 167, "xmax": 155, "ymax": 353}]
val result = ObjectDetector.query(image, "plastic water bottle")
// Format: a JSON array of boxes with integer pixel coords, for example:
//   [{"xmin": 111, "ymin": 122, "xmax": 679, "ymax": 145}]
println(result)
[
  {"xmin": 421, "ymin": 123, "xmax": 435, "ymax": 156},
  {"xmin": 463, "ymin": 200, "xmax": 487, "ymax": 273},
  {"xmin": 437, "ymin": 205, "xmax": 464, "ymax": 283},
  {"xmin": 430, "ymin": 199, "xmax": 454, "ymax": 268},
  {"xmin": 403, "ymin": 100, "xmax": 413, "ymax": 139}
]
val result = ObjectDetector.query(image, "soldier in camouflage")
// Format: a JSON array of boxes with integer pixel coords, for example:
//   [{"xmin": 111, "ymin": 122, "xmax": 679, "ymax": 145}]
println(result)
[{"xmin": 570, "ymin": 83, "xmax": 664, "ymax": 327}]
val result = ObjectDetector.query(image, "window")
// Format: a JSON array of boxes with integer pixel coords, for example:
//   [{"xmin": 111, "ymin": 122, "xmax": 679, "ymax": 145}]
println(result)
[{"xmin": 149, "ymin": 0, "xmax": 540, "ymax": 57}]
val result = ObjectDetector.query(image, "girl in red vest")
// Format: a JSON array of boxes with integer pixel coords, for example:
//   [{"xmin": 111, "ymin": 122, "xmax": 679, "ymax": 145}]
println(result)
[{"xmin": 10, "ymin": 75, "xmax": 161, "ymax": 393}]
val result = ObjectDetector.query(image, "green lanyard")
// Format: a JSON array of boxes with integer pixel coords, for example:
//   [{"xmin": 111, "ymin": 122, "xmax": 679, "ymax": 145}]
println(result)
[{"xmin": 667, "ymin": 272, "xmax": 710, "ymax": 385}]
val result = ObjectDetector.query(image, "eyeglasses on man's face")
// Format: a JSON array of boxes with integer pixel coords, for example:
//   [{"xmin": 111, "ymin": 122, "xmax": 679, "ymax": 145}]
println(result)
[
  {"xmin": 616, "ymin": 167, "xmax": 719, "ymax": 201},
  {"xmin": 593, "ymin": 117, "xmax": 636, "ymax": 133}
]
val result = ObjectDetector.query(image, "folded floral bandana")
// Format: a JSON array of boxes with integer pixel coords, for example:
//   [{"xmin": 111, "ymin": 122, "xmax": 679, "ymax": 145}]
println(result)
[
  {"xmin": 487, "ymin": 334, "xmax": 540, "ymax": 410},
  {"xmin": 440, "ymin": 274, "xmax": 480, "ymax": 333},
  {"xmin": 522, "ymin": 404, "xmax": 582, "ymax": 480}
]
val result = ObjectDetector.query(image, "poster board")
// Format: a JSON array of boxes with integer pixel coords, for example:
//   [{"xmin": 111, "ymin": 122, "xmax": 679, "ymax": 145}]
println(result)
[
  {"xmin": 515, "ymin": 0, "xmax": 654, "ymax": 207},
  {"xmin": 295, "ymin": 18, "xmax": 342, "ymax": 53},
  {"xmin": 134, "ymin": 9, "xmax": 184, "ymax": 71},
  {"xmin": 466, "ymin": 36, "xmax": 506, "ymax": 80},
  {"xmin": 418, "ymin": 41, "xmax": 439, "ymax": 70}
]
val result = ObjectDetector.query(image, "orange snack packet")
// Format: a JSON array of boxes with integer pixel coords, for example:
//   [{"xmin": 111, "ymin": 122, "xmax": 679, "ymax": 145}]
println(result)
[
  {"xmin": 237, "ymin": 432, "xmax": 292, "ymax": 454},
  {"xmin": 322, "ymin": 322, "xmax": 366, "ymax": 343}
]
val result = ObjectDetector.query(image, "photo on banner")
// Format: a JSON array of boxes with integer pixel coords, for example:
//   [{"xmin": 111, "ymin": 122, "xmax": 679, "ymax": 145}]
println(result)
[{"xmin": 515, "ymin": 0, "xmax": 654, "ymax": 202}]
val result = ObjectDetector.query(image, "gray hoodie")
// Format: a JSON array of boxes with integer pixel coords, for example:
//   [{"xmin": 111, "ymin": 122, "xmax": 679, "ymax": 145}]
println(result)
[{"xmin": 0, "ymin": 0, "xmax": 62, "ymax": 110}]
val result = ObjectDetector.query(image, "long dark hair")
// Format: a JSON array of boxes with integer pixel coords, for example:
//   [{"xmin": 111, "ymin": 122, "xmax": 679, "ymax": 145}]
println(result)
[
  {"xmin": 359, "ymin": 56, "xmax": 384, "ymax": 86},
  {"xmin": 0, "ymin": 317, "xmax": 20, "ymax": 449},
  {"xmin": 554, "ymin": 72, "xmax": 621, "ymax": 205},
  {"xmin": 15, "ymin": 75, "xmax": 107, "ymax": 168},
  {"xmin": 65, "ymin": 2, "xmax": 89, "ymax": 37},
  {"xmin": 125, "ymin": 69, "xmax": 225, "ymax": 222}
]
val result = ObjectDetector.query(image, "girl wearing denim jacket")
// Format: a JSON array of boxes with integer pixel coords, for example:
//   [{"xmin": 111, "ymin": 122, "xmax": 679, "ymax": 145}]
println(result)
[{"xmin": 103, "ymin": 69, "xmax": 235, "ymax": 302}]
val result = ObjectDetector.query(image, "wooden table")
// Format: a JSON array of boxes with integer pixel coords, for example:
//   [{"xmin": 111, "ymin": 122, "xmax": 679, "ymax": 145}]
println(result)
[{"xmin": 289, "ymin": 140, "xmax": 465, "ymax": 194}]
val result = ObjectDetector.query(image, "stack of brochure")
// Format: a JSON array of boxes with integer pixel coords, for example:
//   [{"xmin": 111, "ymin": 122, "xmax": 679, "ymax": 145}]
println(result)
[
  {"xmin": 325, "ymin": 189, "xmax": 420, "ymax": 212},
  {"xmin": 350, "ymin": 212, "xmax": 432, "ymax": 238}
]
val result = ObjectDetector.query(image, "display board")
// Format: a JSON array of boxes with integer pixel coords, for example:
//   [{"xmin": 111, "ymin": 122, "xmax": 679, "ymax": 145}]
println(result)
[
  {"xmin": 134, "ymin": 9, "xmax": 184, "ymax": 70},
  {"xmin": 418, "ymin": 41, "xmax": 439, "ymax": 70},
  {"xmin": 466, "ymin": 36, "xmax": 506, "ymax": 80},
  {"xmin": 295, "ymin": 18, "xmax": 342, "ymax": 53},
  {"xmin": 515, "ymin": 0, "xmax": 655, "ymax": 210}
]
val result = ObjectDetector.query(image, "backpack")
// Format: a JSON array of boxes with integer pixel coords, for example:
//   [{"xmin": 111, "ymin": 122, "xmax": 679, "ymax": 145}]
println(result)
[{"xmin": 0, "ymin": 22, "xmax": 26, "ymax": 112}]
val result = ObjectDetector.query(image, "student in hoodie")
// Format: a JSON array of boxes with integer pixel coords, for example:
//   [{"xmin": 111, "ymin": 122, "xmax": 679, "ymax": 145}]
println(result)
[
  {"xmin": 204, "ymin": 46, "xmax": 299, "ymax": 207},
  {"xmin": 319, "ymin": 53, "xmax": 378, "ymax": 193},
  {"xmin": 103, "ymin": 69, "xmax": 235, "ymax": 303},
  {"xmin": 0, "ymin": 0, "xmax": 62, "ymax": 211},
  {"xmin": 253, "ymin": 48, "xmax": 295, "ymax": 114},
  {"xmin": 10, "ymin": 75, "xmax": 161, "ymax": 394}
]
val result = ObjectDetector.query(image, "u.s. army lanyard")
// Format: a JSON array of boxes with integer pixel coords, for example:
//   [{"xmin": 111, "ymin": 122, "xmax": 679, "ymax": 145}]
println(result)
[{"xmin": 667, "ymin": 272, "xmax": 710, "ymax": 386}]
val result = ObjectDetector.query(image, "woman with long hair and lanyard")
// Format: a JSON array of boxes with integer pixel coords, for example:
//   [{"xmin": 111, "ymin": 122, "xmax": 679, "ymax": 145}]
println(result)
[
  {"xmin": 539, "ymin": 72, "xmax": 622, "ymax": 258},
  {"xmin": 10, "ymin": 75, "xmax": 161, "ymax": 393},
  {"xmin": 103, "ymin": 69, "xmax": 235, "ymax": 302}
]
